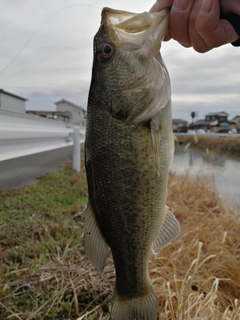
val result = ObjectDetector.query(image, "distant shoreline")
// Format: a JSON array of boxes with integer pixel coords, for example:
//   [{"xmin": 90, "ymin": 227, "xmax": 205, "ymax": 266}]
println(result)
[{"xmin": 175, "ymin": 134, "xmax": 240, "ymax": 155}]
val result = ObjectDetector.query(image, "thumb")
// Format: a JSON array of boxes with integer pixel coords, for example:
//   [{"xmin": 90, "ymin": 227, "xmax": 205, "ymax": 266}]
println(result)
[{"xmin": 150, "ymin": 0, "xmax": 174, "ymax": 13}]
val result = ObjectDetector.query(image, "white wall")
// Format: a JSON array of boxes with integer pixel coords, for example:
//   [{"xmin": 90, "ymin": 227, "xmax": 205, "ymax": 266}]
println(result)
[
  {"xmin": 56, "ymin": 101, "xmax": 86, "ymax": 126},
  {"xmin": 0, "ymin": 93, "xmax": 26, "ymax": 113}
]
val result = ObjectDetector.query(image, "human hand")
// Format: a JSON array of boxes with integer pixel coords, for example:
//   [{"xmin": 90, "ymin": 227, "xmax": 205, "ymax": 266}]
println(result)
[
  {"xmin": 150, "ymin": 0, "xmax": 240, "ymax": 52},
  {"xmin": 220, "ymin": 0, "xmax": 240, "ymax": 16}
]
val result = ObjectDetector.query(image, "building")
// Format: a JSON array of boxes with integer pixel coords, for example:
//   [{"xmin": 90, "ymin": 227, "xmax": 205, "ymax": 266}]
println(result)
[
  {"xmin": 232, "ymin": 115, "xmax": 240, "ymax": 131},
  {"xmin": 26, "ymin": 110, "xmax": 72, "ymax": 121},
  {"xmin": 232, "ymin": 115, "xmax": 240, "ymax": 123},
  {"xmin": 0, "ymin": 89, "xmax": 27, "ymax": 114},
  {"xmin": 54, "ymin": 99, "xmax": 86, "ymax": 126},
  {"xmin": 192, "ymin": 111, "xmax": 236, "ymax": 132},
  {"xmin": 172, "ymin": 119, "xmax": 188, "ymax": 132},
  {"xmin": 190, "ymin": 119, "xmax": 210, "ymax": 131},
  {"xmin": 205, "ymin": 111, "xmax": 228, "ymax": 122}
]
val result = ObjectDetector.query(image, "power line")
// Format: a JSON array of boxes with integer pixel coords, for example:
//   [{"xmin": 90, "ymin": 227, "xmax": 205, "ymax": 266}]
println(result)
[{"xmin": 0, "ymin": 4, "xmax": 100, "ymax": 76}]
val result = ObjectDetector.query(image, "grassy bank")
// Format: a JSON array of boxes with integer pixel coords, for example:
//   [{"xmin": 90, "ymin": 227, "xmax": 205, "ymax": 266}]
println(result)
[
  {"xmin": 175, "ymin": 134, "xmax": 240, "ymax": 155},
  {"xmin": 0, "ymin": 163, "xmax": 239, "ymax": 319}
]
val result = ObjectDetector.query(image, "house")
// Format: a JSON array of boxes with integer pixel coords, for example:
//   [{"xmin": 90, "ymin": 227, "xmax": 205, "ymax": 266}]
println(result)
[
  {"xmin": 54, "ymin": 99, "xmax": 86, "ymax": 126},
  {"xmin": 172, "ymin": 119, "xmax": 188, "ymax": 132},
  {"xmin": 205, "ymin": 111, "xmax": 228, "ymax": 122},
  {"xmin": 192, "ymin": 111, "xmax": 236, "ymax": 132},
  {"xmin": 232, "ymin": 115, "xmax": 240, "ymax": 123},
  {"xmin": 190, "ymin": 119, "xmax": 210, "ymax": 131},
  {"xmin": 232, "ymin": 115, "xmax": 240, "ymax": 132},
  {"xmin": 26, "ymin": 110, "xmax": 71, "ymax": 121},
  {"xmin": 0, "ymin": 89, "xmax": 27, "ymax": 114}
]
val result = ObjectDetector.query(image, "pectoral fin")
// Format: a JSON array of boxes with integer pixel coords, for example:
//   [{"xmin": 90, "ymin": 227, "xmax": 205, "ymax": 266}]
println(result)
[
  {"xmin": 152, "ymin": 206, "xmax": 180, "ymax": 254},
  {"xmin": 150, "ymin": 120, "xmax": 161, "ymax": 175},
  {"xmin": 84, "ymin": 202, "xmax": 110, "ymax": 272}
]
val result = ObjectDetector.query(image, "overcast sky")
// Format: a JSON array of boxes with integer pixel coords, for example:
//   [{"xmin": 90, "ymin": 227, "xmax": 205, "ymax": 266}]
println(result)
[{"xmin": 0, "ymin": 0, "xmax": 239, "ymax": 123}]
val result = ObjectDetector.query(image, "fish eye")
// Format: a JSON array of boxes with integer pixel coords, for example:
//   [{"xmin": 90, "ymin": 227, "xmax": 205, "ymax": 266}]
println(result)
[{"xmin": 101, "ymin": 43, "xmax": 114, "ymax": 58}]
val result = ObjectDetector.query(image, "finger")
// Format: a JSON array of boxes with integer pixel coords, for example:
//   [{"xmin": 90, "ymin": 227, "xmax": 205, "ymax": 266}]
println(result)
[
  {"xmin": 149, "ymin": 0, "xmax": 173, "ymax": 13},
  {"xmin": 187, "ymin": 0, "xmax": 212, "ymax": 52},
  {"xmin": 196, "ymin": 0, "xmax": 239, "ymax": 51},
  {"xmin": 220, "ymin": 0, "xmax": 240, "ymax": 16},
  {"xmin": 163, "ymin": 28, "xmax": 171, "ymax": 41},
  {"xmin": 169, "ymin": 0, "xmax": 195, "ymax": 47}
]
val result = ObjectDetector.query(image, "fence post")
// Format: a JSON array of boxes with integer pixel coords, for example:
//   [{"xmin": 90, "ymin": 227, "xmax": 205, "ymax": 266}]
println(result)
[{"xmin": 73, "ymin": 127, "xmax": 80, "ymax": 172}]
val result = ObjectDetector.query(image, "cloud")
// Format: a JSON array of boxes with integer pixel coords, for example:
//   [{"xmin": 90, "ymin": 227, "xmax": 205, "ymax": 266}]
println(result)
[
  {"xmin": 0, "ymin": 0, "xmax": 239, "ymax": 122},
  {"xmin": 161, "ymin": 41, "xmax": 240, "ymax": 121}
]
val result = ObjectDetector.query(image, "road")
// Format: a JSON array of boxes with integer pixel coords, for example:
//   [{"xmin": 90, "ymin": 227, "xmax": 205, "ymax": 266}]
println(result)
[{"xmin": 0, "ymin": 146, "xmax": 78, "ymax": 191}]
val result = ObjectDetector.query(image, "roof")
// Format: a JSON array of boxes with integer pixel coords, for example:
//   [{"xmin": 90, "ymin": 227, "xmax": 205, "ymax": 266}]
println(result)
[
  {"xmin": 205, "ymin": 111, "xmax": 228, "ymax": 116},
  {"xmin": 210, "ymin": 120, "xmax": 218, "ymax": 126},
  {"xmin": 172, "ymin": 118, "xmax": 188, "ymax": 124},
  {"xmin": 27, "ymin": 110, "xmax": 72, "ymax": 118},
  {"xmin": 0, "ymin": 89, "xmax": 27, "ymax": 101},
  {"xmin": 54, "ymin": 99, "xmax": 86, "ymax": 111},
  {"xmin": 193, "ymin": 119, "xmax": 235, "ymax": 127},
  {"xmin": 232, "ymin": 115, "xmax": 240, "ymax": 122},
  {"xmin": 192, "ymin": 120, "xmax": 211, "ymax": 126}
]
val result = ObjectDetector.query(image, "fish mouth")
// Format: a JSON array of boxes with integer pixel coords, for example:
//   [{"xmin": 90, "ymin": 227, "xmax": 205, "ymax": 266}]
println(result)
[{"xmin": 101, "ymin": 7, "xmax": 169, "ymax": 55}]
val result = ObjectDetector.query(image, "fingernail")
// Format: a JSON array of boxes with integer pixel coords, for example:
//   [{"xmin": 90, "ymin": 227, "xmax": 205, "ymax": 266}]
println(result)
[
  {"xmin": 174, "ymin": 0, "xmax": 189, "ymax": 10},
  {"xmin": 149, "ymin": 3, "xmax": 156, "ymax": 13}
]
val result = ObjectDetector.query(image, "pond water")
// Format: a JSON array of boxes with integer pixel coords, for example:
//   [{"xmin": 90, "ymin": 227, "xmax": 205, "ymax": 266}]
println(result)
[{"xmin": 171, "ymin": 146, "xmax": 240, "ymax": 208}]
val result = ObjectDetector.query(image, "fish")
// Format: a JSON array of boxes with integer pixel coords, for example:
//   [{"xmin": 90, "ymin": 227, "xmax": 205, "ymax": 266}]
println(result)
[{"xmin": 84, "ymin": 7, "xmax": 180, "ymax": 320}]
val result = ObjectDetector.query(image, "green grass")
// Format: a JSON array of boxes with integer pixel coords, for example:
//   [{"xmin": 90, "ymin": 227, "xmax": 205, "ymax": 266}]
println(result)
[{"xmin": 0, "ymin": 163, "xmax": 90, "ymax": 320}]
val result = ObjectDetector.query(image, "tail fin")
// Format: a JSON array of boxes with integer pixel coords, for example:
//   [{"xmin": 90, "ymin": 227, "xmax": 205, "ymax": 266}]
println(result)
[{"xmin": 110, "ymin": 285, "xmax": 158, "ymax": 320}]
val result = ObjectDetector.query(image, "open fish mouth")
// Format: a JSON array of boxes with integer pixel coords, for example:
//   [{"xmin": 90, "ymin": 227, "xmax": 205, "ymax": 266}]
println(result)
[{"xmin": 101, "ymin": 7, "xmax": 169, "ymax": 55}]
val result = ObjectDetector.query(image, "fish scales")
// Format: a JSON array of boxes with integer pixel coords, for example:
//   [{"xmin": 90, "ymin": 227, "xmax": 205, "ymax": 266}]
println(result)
[
  {"xmin": 86, "ymin": 107, "xmax": 166, "ymax": 285},
  {"xmin": 84, "ymin": 7, "xmax": 180, "ymax": 320}
]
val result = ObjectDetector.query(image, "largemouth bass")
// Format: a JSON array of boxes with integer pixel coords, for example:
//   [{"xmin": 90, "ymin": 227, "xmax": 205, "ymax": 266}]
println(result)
[{"xmin": 84, "ymin": 7, "xmax": 180, "ymax": 320}]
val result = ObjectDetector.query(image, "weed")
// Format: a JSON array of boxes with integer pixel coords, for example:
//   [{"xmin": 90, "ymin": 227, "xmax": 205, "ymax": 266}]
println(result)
[
  {"xmin": 0, "ymin": 163, "xmax": 239, "ymax": 319},
  {"xmin": 175, "ymin": 134, "xmax": 240, "ymax": 156}
]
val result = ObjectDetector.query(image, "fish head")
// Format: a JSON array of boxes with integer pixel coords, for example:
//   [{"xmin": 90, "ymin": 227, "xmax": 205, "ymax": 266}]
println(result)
[{"xmin": 91, "ymin": 7, "xmax": 169, "ymax": 91}]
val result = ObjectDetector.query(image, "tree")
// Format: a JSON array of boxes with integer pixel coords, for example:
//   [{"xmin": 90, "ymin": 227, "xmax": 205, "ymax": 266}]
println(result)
[{"xmin": 191, "ymin": 111, "xmax": 196, "ymax": 123}]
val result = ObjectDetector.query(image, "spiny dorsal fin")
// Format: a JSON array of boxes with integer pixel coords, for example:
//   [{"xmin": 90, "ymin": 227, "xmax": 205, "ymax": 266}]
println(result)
[
  {"xmin": 152, "ymin": 206, "xmax": 180, "ymax": 254},
  {"xmin": 84, "ymin": 202, "xmax": 110, "ymax": 272}
]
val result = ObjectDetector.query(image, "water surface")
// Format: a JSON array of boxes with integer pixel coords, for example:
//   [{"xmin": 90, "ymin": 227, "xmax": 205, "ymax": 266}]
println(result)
[{"xmin": 171, "ymin": 146, "xmax": 240, "ymax": 208}]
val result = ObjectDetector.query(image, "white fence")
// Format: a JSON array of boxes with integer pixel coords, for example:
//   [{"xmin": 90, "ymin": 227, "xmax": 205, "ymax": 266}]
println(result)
[{"xmin": 0, "ymin": 109, "xmax": 85, "ymax": 170}]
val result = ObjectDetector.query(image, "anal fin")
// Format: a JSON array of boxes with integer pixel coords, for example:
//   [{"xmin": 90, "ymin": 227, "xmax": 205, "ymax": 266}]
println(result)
[
  {"xmin": 152, "ymin": 205, "xmax": 180, "ymax": 254},
  {"xmin": 84, "ymin": 202, "xmax": 110, "ymax": 272}
]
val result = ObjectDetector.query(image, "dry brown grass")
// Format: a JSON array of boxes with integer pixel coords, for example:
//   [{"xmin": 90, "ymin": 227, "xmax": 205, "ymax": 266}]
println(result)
[
  {"xmin": 1, "ymin": 169, "xmax": 240, "ymax": 319},
  {"xmin": 151, "ymin": 173, "xmax": 240, "ymax": 319},
  {"xmin": 175, "ymin": 134, "xmax": 240, "ymax": 155}
]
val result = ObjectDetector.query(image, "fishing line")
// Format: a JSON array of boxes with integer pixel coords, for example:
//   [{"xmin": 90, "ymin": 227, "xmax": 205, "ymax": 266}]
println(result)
[{"xmin": 0, "ymin": 4, "xmax": 101, "ymax": 76}]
